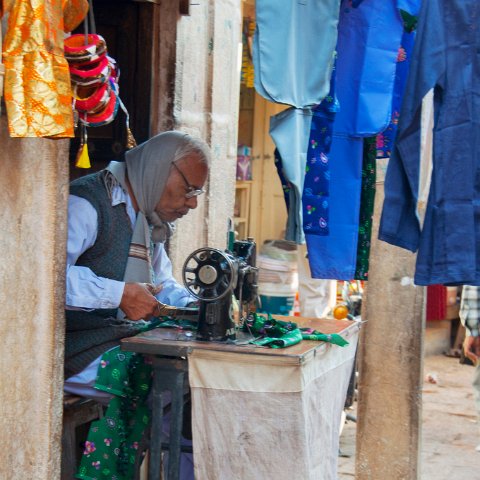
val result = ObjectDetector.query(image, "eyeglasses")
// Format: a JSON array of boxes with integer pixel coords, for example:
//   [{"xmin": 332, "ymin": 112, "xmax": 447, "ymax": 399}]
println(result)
[{"xmin": 171, "ymin": 162, "xmax": 206, "ymax": 199}]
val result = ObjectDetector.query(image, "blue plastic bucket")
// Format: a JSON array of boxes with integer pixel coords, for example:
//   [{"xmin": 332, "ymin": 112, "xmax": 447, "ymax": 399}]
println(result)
[
  {"xmin": 257, "ymin": 283, "xmax": 295, "ymax": 315},
  {"xmin": 257, "ymin": 294, "xmax": 294, "ymax": 315}
]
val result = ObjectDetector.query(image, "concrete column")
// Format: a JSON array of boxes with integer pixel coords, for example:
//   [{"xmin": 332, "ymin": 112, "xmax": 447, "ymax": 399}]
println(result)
[
  {"xmin": 0, "ymin": 115, "xmax": 69, "ymax": 479},
  {"xmin": 355, "ymin": 162, "xmax": 425, "ymax": 479},
  {"xmin": 170, "ymin": 0, "xmax": 242, "ymax": 277}
]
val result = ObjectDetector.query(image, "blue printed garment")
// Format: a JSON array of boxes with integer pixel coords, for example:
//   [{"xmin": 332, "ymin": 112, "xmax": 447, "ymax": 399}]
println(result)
[
  {"xmin": 379, "ymin": 0, "xmax": 480, "ymax": 285},
  {"xmin": 302, "ymin": 70, "xmax": 340, "ymax": 238},
  {"xmin": 306, "ymin": 132, "xmax": 364, "ymax": 280}
]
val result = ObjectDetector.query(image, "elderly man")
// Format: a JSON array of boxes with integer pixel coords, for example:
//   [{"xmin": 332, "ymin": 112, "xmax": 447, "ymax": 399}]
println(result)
[{"xmin": 64, "ymin": 131, "xmax": 210, "ymax": 479}]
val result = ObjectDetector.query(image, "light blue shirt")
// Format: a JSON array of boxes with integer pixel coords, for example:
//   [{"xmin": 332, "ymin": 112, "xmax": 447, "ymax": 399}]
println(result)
[
  {"xmin": 253, "ymin": 0, "xmax": 341, "ymax": 108},
  {"xmin": 66, "ymin": 184, "xmax": 193, "ymax": 311}
]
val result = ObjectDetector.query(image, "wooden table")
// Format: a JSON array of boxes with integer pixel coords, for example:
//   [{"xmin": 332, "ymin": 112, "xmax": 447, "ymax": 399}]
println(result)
[{"xmin": 121, "ymin": 316, "xmax": 358, "ymax": 480}]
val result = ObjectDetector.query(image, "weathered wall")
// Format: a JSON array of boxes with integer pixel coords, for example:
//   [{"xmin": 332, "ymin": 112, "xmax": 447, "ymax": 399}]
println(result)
[
  {"xmin": 169, "ymin": 0, "xmax": 242, "ymax": 277},
  {"xmin": 0, "ymin": 115, "xmax": 69, "ymax": 479}
]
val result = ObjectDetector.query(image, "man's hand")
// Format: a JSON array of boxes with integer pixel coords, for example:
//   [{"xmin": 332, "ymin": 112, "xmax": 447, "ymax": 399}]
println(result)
[
  {"xmin": 463, "ymin": 335, "xmax": 480, "ymax": 365},
  {"xmin": 120, "ymin": 282, "xmax": 163, "ymax": 321}
]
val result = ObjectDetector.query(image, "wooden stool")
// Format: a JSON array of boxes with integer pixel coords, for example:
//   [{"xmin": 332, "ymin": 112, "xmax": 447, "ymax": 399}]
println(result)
[{"xmin": 61, "ymin": 394, "xmax": 103, "ymax": 480}]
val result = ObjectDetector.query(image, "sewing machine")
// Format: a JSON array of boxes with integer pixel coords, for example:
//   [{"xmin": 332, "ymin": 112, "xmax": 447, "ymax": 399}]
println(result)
[{"xmin": 181, "ymin": 239, "xmax": 258, "ymax": 341}]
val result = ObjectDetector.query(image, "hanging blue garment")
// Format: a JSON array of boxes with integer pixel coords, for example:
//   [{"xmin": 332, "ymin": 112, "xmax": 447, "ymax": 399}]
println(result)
[
  {"xmin": 302, "ymin": 109, "xmax": 336, "ymax": 238},
  {"xmin": 379, "ymin": 0, "xmax": 480, "ymax": 286},
  {"xmin": 306, "ymin": 132, "xmax": 364, "ymax": 280},
  {"xmin": 376, "ymin": 29, "xmax": 416, "ymax": 159},
  {"xmin": 254, "ymin": 0, "xmax": 341, "ymax": 108},
  {"xmin": 334, "ymin": 0, "xmax": 405, "ymax": 136},
  {"xmin": 300, "ymin": 61, "xmax": 363, "ymax": 281},
  {"xmin": 303, "ymin": 0, "xmax": 421, "ymax": 280},
  {"xmin": 269, "ymin": 108, "xmax": 313, "ymax": 243},
  {"xmin": 302, "ymin": 66, "xmax": 339, "ymax": 239}
]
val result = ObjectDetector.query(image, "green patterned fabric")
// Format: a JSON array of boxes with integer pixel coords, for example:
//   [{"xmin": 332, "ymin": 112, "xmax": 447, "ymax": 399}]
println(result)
[
  {"xmin": 354, "ymin": 137, "xmax": 377, "ymax": 280},
  {"xmin": 400, "ymin": 10, "xmax": 418, "ymax": 33},
  {"xmin": 75, "ymin": 347, "xmax": 152, "ymax": 480},
  {"xmin": 75, "ymin": 318, "xmax": 166, "ymax": 479},
  {"xmin": 299, "ymin": 328, "xmax": 349, "ymax": 346},
  {"xmin": 243, "ymin": 313, "xmax": 349, "ymax": 348}
]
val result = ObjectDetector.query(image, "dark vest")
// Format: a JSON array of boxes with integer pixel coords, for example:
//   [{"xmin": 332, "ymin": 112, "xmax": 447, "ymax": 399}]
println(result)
[{"xmin": 65, "ymin": 172, "xmax": 143, "ymax": 378}]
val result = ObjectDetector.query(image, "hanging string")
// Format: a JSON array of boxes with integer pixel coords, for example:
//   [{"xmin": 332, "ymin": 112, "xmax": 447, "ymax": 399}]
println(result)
[
  {"xmin": 88, "ymin": 0, "xmax": 97, "ymax": 34},
  {"xmin": 119, "ymin": 97, "xmax": 137, "ymax": 149}
]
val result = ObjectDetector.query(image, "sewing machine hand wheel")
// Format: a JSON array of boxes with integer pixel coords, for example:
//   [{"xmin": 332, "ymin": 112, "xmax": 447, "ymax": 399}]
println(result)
[{"xmin": 182, "ymin": 247, "xmax": 236, "ymax": 302}]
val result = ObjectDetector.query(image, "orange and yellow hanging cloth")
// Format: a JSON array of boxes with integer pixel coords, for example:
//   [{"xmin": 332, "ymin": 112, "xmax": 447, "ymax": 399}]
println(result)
[{"xmin": 1, "ymin": 0, "xmax": 89, "ymax": 137}]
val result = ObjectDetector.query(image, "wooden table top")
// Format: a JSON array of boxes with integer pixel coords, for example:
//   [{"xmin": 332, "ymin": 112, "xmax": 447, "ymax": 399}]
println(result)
[{"xmin": 121, "ymin": 316, "xmax": 359, "ymax": 361}]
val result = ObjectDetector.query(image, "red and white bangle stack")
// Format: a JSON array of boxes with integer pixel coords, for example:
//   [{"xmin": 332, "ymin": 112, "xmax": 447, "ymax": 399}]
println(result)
[{"xmin": 64, "ymin": 33, "xmax": 120, "ymax": 127}]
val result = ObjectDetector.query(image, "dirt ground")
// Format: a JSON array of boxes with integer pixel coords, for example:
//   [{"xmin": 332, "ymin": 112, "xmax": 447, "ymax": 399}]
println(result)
[{"xmin": 338, "ymin": 354, "xmax": 480, "ymax": 479}]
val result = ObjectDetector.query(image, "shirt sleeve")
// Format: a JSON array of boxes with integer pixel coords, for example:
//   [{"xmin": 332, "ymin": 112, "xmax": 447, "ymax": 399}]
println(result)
[
  {"xmin": 66, "ymin": 195, "xmax": 125, "ymax": 310},
  {"xmin": 152, "ymin": 243, "xmax": 196, "ymax": 307}
]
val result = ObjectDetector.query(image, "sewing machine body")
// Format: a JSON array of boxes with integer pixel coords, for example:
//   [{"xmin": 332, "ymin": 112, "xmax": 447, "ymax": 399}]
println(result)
[{"xmin": 182, "ymin": 239, "xmax": 258, "ymax": 342}]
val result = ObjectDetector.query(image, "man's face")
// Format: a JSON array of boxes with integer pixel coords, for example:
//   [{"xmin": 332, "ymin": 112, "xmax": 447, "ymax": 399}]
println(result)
[{"xmin": 154, "ymin": 153, "xmax": 208, "ymax": 222}]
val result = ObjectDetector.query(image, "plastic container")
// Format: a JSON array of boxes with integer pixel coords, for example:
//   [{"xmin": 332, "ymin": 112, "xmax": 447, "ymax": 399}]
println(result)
[{"xmin": 257, "ymin": 283, "xmax": 295, "ymax": 316}]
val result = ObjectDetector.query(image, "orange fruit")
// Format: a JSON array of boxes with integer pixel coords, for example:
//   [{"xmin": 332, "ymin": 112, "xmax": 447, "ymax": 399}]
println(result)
[{"xmin": 333, "ymin": 304, "xmax": 349, "ymax": 320}]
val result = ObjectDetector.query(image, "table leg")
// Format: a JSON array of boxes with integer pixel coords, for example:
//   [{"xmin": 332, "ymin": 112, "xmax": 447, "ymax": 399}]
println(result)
[
  {"xmin": 148, "ymin": 367, "xmax": 164, "ymax": 480},
  {"xmin": 167, "ymin": 369, "xmax": 186, "ymax": 480},
  {"xmin": 149, "ymin": 358, "xmax": 189, "ymax": 480}
]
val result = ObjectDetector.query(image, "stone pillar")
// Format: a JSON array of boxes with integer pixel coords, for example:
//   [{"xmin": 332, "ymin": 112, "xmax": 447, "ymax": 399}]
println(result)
[
  {"xmin": 355, "ymin": 162, "xmax": 425, "ymax": 479},
  {"xmin": 169, "ymin": 0, "xmax": 242, "ymax": 277},
  {"xmin": 0, "ymin": 115, "xmax": 69, "ymax": 479}
]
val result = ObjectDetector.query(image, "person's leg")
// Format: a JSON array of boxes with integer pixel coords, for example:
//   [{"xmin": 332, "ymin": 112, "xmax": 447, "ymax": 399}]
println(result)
[
  {"xmin": 64, "ymin": 355, "xmax": 113, "ymax": 405},
  {"xmin": 472, "ymin": 361, "xmax": 480, "ymax": 451},
  {"xmin": 297, "ymin": 244, "xmax": 336, "ymax": 317}
]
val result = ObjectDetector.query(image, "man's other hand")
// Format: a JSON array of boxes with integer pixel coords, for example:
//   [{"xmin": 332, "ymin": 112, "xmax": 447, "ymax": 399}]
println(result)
[
  {"xmin": 120, "ymin": 282, "xmax": 162, "ymax": 321},
  {"xmin": 463, "ymin": 335, "xmax": 480, "ymax": 365}
]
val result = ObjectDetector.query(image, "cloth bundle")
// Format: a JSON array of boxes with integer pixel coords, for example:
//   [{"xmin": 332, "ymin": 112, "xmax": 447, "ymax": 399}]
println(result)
[{"xmin": 243, "ymin": 313, "xmax": 349, "ymax": 348}]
